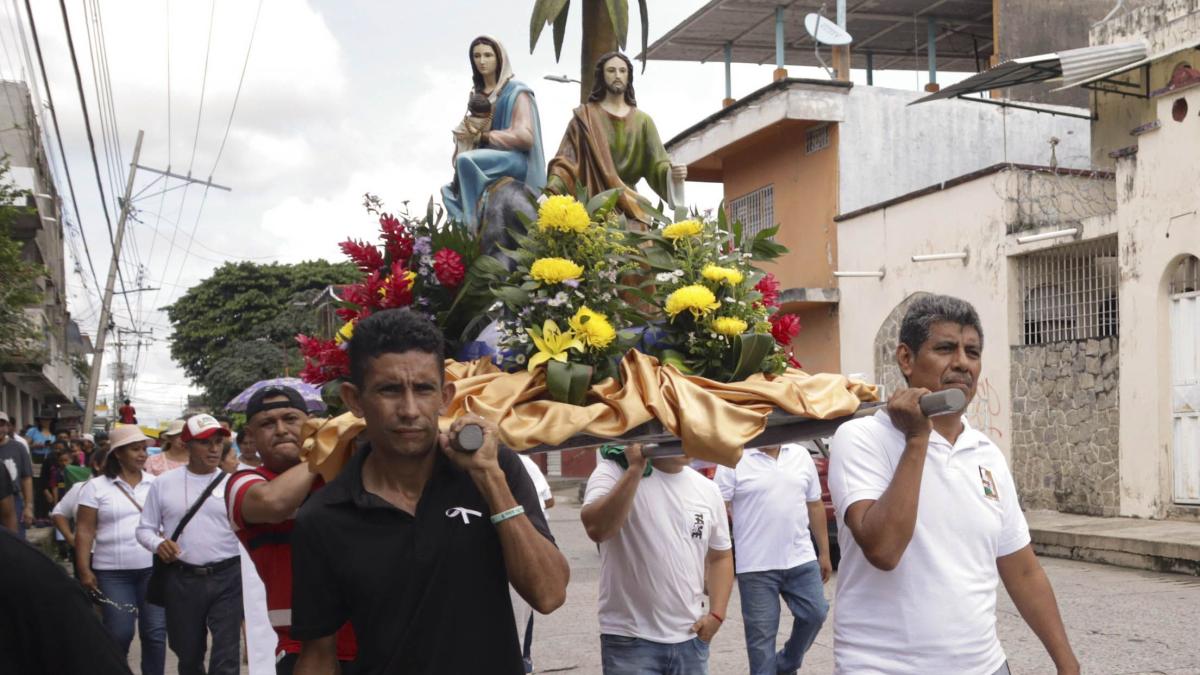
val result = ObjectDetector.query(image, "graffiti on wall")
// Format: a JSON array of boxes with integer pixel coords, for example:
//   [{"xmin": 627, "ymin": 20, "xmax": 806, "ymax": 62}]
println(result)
[{"xmin": 967, "ymin": 375, "xmax": 1004, "ymax": 440}]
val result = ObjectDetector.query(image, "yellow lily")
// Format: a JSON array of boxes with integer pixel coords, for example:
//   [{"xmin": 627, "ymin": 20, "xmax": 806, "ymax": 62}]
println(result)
[{"xmin": 527, "ymin": 320, "xmax": 583, "ymax": 372}]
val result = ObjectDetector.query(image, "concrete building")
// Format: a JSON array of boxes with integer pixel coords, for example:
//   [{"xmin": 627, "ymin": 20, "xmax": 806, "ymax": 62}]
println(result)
[
  {"xmin": 666, "ymin": 79, "xmax": 1090, "ymax": 374},
  {"xmin": 836, "ymin": 0, "xmax": 1200, "ymax": 521},
  {"xmin": 0, "ymin": 80, "xmax": 87, "ymax": 432}
]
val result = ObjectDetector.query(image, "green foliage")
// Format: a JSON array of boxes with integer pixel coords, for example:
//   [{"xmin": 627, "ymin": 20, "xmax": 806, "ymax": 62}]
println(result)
[
  {"xmin": 165, "ymin": 260, "xmax": 358, "ymax": 405},
  {"xmin": 633, "ymin": 207, "xmax": 790, "ymax": 381},
  {"xmin": 0, "ymin": 160, "xmax": 46, "ymax": 366},
  {"xmin": 530, "ymin": 0, "xmax": 650, "ymax": 70}
]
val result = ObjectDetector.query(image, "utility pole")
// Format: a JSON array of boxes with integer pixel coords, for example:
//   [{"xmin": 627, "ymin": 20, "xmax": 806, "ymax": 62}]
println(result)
[
  {"xmin": 83, "ymin": 130, "xmax": 143, "ymax": 431},
  {"xmin": 81, "ymin": 129, "xmax": 231, "ymax": 430}
]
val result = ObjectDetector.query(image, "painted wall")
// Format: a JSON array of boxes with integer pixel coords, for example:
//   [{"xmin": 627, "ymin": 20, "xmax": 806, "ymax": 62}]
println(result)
[
  {"xmin": 1088, "ymin": 0, "xmax": 1200, "ymax": 167},
  {"xmin": 838, "ymin": 87, "xmax": 1092, "ymax": 215},
  {"xmin": 719, "ymin": 120, "xmax": 842, "ymax": 373},
  {"xmin": 837, "ymin": 168, "xmax": 1119, "ymax": 465},
  {"xmin": 836, "ymin": 174, "xmax": 1016, "ymax": 454},
  {"xmin": 1114, "ymin": 83, "xmax": 1200, "ymax": 518}
]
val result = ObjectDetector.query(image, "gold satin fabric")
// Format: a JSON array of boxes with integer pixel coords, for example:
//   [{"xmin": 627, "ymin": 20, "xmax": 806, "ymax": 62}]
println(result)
[{"xmin": 301, "ymin": 350, "xmax": 877, "ymax": 480}]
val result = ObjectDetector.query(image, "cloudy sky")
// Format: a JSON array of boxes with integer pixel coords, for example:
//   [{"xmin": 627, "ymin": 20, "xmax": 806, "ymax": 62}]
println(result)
[{"xmin": 1, "ymin": 1, "xmax": 952, "ymax": 426}]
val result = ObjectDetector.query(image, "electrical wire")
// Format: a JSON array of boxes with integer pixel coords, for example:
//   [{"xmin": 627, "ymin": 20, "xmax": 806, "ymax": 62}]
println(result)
[
  {"xmin": 56, "ymin": 0, "xmax": 138, "ymax": 331},
  {"xmin": 20, "ymin": 0, "xmax": 104, "ymax": 299}
]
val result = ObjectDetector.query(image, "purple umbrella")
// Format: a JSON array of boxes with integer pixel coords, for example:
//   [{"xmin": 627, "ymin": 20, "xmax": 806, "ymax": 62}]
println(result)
[{"xmin": 226, "ymin": 377, "xmax": 327, "ymax": 414}]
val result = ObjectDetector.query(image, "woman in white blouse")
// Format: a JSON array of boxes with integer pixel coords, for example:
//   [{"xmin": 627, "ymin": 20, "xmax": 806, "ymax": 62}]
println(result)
[{"xmin": 75, "ymin": 426, "xmax": 166, "ymax": 675}]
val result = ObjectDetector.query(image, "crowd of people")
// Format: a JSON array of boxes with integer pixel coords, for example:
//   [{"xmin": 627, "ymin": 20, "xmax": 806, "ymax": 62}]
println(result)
[{"xmin": 0, "ymin": 298, "xmax": 1083, "ymax": 674}]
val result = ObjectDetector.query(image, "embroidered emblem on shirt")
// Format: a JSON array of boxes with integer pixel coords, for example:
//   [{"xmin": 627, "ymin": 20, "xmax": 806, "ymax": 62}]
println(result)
[
  {"xmin": 445, "ymin": 507, "xmax": 483, "ymax": 524},
  {"xmin": 691, "ymin": 512, "xmax": 705, "ymax": 539},
  {"xmin": 978, "ymin": 466, "xmax": 999, "ymax": 501}
]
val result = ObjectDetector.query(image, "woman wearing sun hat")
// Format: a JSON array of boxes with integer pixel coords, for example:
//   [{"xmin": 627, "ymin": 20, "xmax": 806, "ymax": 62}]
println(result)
[
  {"xmin": 75, "ymin": 425, "xmax": 166, "ymax": 675},
  {"xmin": 146, "ymin": 418, "xmax": 188, "ymax": 476}
]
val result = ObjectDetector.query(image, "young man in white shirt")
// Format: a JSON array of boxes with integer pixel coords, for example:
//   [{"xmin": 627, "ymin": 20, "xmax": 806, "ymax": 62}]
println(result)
[
  {"xmin": 136, "ymin": 413, "xmax": 243, "ymax": 675},
  {"xmin": 715, "ymin": 444, "xmax": 831, "ymax": 675},
  {"xmin": 582, "ymin": 443, "xmax": 734, "ymax": 675},
  {"xmin": 829, "ymin": 294, "xmax": 1078, "ymax": 675}
]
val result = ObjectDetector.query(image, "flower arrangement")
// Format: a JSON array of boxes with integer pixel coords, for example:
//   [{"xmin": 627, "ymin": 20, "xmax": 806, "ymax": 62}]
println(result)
[
  {"xmin": 633, "ymin": 210, "xmax": 792, "ymax": 381},
  {"xmin": 476, "ymin": 191, "xmax": 642, "ymax": 403},
  {"xmin": 296, "ymin": 194, "xmax": 491, "ymax": 384}
]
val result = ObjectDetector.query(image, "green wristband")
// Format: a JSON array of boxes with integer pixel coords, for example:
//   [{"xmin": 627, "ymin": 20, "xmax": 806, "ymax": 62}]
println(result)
[{"xmin": 490, "ymin": 505, "xmax": 525, "ymax": 525}]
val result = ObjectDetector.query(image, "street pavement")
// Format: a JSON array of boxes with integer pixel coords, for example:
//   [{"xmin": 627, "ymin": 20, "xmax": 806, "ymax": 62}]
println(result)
[
  {"xmin": 530, "ymin": 488, "xmax": 1200, "ymax": 675},
  {"xmin": 134, "ymin": 487, "xmax": 1200, "ymax": 674}
]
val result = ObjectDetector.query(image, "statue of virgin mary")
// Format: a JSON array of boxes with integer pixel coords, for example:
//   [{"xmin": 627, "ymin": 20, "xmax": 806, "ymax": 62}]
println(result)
[{"xmin": 441, "ymin": 36, "xmax": 546, "ymax": 229}]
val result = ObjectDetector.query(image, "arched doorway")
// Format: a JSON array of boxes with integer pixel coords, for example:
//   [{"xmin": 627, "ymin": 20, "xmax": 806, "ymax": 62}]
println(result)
[{"xmin": 1169, "ymin": 255, "xmax": 1200, "ymax": 504}]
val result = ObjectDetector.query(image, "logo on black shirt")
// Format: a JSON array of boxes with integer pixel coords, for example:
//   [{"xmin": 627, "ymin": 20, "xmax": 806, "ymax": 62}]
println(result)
[{"xmin": 691, "ymin": 512, "xmax": 705, "ymax": 539}]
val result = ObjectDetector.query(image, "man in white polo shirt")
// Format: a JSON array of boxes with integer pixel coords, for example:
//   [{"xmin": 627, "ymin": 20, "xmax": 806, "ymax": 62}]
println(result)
[
  {"xmin": 829, "ymin": 294, "xmax": 1078, "ymax": 675},
  {"xmin": 137, "ymin": 413, "xmax": 243, "ymax": 675},
  {"xmin": 715, "ymin": 443, "xmax": 830, "ymax": 675},
  {"xmin": 582, "ymin": 443, "xmax": 734, "ymax": 675}
]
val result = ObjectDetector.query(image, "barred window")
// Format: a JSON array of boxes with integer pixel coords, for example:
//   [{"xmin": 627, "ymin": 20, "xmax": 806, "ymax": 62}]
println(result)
[
  {"xmin": 1169, "ymin": 255, "xmax": 1200, "ymax": 295},
  {"xmin": 1018, "ymin": 237, "xmax": 1119, "ymax": 345},
  {"xmin": 728, "ymin": 185, "xmax": 775, "ymax": 239},
  {"xmin": 805, "ymin": 124, "xmax": 830, "ymax": 154}
]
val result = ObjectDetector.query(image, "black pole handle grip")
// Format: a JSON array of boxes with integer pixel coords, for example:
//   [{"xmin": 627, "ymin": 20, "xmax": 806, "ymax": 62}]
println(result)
[
  {"xmin": 918, "ymin": 388, "xmax": 967, "ymax": 417},
  {"xmin": 451, "ymin": 423, "xmax": 486, "ymax": 453}
]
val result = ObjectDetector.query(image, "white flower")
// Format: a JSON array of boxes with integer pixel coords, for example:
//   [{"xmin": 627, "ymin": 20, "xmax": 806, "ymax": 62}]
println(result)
[
  {"xmin": 673, "ymin": 269, "xmax": 685, "ymax": 277},
  {"xmin": 655, "ymin": 272, "xmax": 675, "ymax": 283}
]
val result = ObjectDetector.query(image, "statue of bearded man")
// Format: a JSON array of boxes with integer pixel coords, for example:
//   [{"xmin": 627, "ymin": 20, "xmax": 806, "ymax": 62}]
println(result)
[{"xmin": 546, "ymin": 52, "xmax": 686, "ymax": 224}]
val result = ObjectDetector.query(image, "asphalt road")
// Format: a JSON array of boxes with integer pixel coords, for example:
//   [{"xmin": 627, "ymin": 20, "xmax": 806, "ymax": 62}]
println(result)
[{"xmin": 134, "ymin": 487, "xmax": 1200, "ymax": 674}]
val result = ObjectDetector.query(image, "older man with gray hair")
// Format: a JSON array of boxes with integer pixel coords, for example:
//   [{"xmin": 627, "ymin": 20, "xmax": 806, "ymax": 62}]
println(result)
[{"xmin": 829, "ymin": 294, "xmax": 1079, "ymax": 675}]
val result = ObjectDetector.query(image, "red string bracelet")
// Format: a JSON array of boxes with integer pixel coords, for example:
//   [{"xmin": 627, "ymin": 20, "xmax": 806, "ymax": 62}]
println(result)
[{"xmin": 709, "ymin": 611, "xmax": 724, "ymax": 623}]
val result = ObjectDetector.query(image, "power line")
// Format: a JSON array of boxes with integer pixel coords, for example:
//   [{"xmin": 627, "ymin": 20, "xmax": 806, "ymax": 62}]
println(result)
[
  {"xmin": 209, "ymin": 0, "xmax": 262, "ymax": 173},
  {"xmin": 19, "ymin": 0, "xmax": 103, "ymax": 297},
  {"xmin": 149, "ymin": 0, "xmax": 215, "ymax": 319},
  {"xmin": 56, "ymin": 0, "xmax": 138, "ymax": 331}
]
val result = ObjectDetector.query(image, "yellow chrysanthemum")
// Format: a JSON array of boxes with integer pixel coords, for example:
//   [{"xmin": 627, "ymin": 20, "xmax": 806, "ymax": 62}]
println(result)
[
  {"xmin": 702, "ymin": 264, "xmax": 744, "ymax": 286},
  {"xmin": 527, "ymin": 320, "xmax": 583, "ymax": 371},
  {"xmin": 711, "ymin": 316, "xmax": 748, "ymax": 336},
  {"xmin": 537, "ymin": 195, "xmax": 591, "ymax": 233},
  {"xmin": 334, "ymin": 321, "xmax": 355, "ymax": 345},
  {"xmin": 662, "ymin": 219, "xmax": 703, "ymax": 240},
  {"xmin": 530, "ymin": 257, "xmax": 584, "ymax": 284},
  {"xmin": 665, "ymin": 284, "xmax": 721, "ymax": 319},
  {"xmin": 569, "ymin": 306, "xmax": 616, "ymax": 350}
]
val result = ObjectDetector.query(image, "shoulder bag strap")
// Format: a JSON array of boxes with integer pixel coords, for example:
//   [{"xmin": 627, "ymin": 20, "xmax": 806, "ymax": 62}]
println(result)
[
  {"xmin": 113, "ymin": 479, "xmax": 144, "ymax": 512},
  {"xmin": 168, "ymin": 472, "xmax": 226, "ymax": 541}
]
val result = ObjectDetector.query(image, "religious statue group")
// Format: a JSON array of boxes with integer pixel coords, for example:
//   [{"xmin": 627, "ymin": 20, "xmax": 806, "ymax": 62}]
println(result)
[{"xmin": 440, "ymin": 35, "xmax": 687, "ymax": 232}]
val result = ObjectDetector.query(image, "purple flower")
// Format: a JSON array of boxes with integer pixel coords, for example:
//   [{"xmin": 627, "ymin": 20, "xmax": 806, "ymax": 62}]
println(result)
[
  {"xmin": 413, "ymin": 236, "xmax": 433, "ymax": 257},
  {"xmin": 563, "ymin": 279, "xmax": 580, "ymax": 288}
]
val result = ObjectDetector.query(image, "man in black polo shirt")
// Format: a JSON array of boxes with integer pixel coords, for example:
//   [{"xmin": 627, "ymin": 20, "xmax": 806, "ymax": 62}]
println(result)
[{"xmin": 291, "ymin": 309, "xmax": 570, "ymax": 675}]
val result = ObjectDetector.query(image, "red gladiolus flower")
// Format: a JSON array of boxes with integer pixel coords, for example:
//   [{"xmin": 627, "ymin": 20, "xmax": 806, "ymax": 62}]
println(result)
[
  {"xmin": 342, "ymin": 270, "xmax": 387, "ymax": 312},
  {"xmin": 754, "ymin": 273, "xmax": 780, "ymax": 308},
  {"xmin": 379, "ymin": 214, "xmax": 414, "ymax": 262},
  {"xmin": 295, "ymin": 334, "xmax": 351, "ymax": 385},
  {"xmin": 769, "ymin": 312, "xmax": 801, "ymax": 345},
  {"xmin": 433, "ymin": 248, "xmax": 466, "ymax": 289},
  {"xmin": 339, "ymin": 238, "xmax": 384, "ymax": 272},
  {"xmin": 379, "ymin": 262, "xmax": 415, "ymax": 309}
]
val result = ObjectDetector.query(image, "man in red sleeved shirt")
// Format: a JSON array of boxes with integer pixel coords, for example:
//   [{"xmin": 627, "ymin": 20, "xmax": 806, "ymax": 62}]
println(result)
[{"xmin": 225, "ymin": 385, "xmax": 356, "ymax": 674}]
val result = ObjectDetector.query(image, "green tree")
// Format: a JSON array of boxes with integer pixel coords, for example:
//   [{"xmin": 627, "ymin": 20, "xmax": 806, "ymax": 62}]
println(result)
[
  {"xmin": 0, "ymin": 160, "xmax": 46, "ymax": 367},
  {"xmin": 165, "ymin": 260, "xmax": 358, "ymax": 408},
  {"xmin": 530, "ymin": 0, "xmax": 650, "ymax": 102}
]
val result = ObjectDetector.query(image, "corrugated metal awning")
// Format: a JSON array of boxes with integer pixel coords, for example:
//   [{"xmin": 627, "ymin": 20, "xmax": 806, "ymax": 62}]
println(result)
[
  {"xmin": 910, "ymin": 42, "xmax": 1147, "ymax": 104},
  {"xmin": 641, "ymin": 0, "xmax": 995, "ymax": 72}
]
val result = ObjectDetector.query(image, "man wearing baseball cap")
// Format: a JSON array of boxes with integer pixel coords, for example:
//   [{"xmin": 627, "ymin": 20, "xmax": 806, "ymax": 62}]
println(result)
[
  {"xmin": 0, "ymin": 411, "xmax": 34, "ymax": 535},
  {"xmin": 225, "ymin": 385, "xmax": 356, "ymax": 674},
  {"xmin": 136, "ymin": 413, "xmax": 244, "ymax": 675}
]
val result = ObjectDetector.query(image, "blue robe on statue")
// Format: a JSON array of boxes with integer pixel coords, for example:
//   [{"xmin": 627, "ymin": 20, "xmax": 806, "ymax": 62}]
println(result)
[{"xmin": 441, "ymin": 80, "xmax": 546, "ymax": 229}]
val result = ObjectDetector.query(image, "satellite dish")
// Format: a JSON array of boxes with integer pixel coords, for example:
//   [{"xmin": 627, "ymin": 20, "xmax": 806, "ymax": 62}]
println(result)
[{"xmin": 804, "ymin": 13, "xmax": 853, "ymax": 45}]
